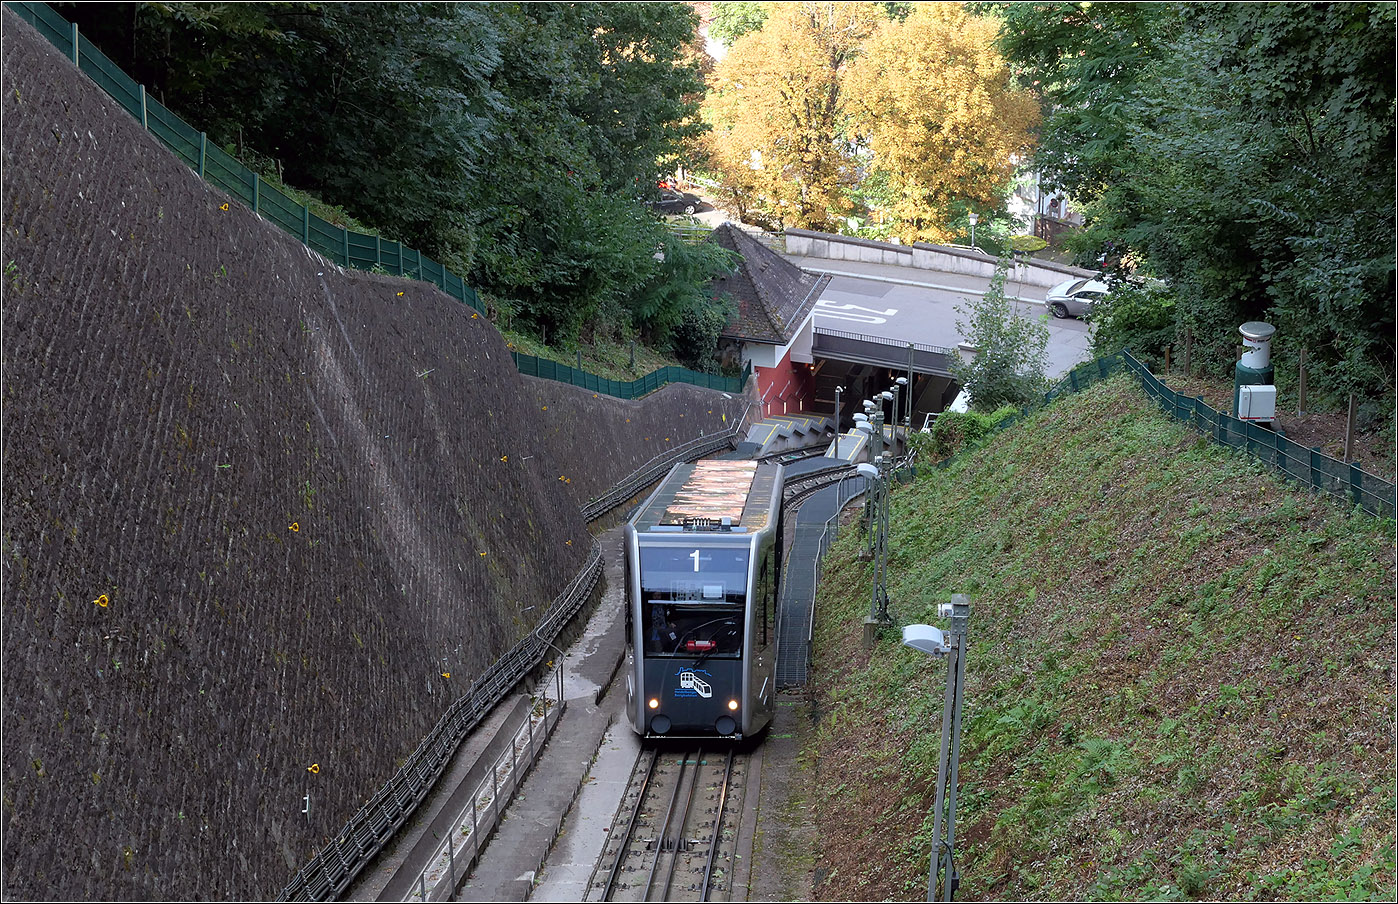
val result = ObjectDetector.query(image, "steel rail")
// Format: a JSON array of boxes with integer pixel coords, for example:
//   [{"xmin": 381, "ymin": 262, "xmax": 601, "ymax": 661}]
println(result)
[
  {"xmin": 699, "ymin": 750, "xmax": 737, "ymax": 902},
  {"xmin": 644, "ymin": 748, "xmax": 697, "ymax": 901},
  {"xmin": 599, "ymin": 748, "xmax": 661, "ymax": 902},
  {"xmin": 658, "ymin": 748, "xmax": 707, "ymax": 901}
]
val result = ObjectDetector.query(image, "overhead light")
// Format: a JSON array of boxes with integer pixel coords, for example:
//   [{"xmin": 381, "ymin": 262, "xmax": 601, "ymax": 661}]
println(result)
[{"xmin": 902, "ymin": 624, "xmax": 950, "ymax": 656}]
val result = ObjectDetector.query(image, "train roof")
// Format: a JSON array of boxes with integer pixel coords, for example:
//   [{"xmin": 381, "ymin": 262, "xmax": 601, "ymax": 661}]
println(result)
[{"xmin": 631, "ymin": 460, "xmax": 782, "ymax": 533}]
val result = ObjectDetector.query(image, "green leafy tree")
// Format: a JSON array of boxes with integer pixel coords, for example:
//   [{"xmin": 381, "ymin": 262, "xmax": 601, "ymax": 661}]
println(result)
[
  {"xmin": 64, "ymin": 2, "xmax": 713, "ymax": 349},
  {"xmin": 708, "ymin": 2, "xmax": 768, "ymax": 48},
  {"xmin": 952, "ymin": 255, "xmax": 1050, "ymax": 411},
  {"xmin": 995, "ymin": 3, "xmax": 1395, "ymax": 403}
]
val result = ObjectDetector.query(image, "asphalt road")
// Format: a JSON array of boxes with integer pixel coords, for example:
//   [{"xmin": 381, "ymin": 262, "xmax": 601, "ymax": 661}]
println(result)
[{"xmin": 796, "ymin": 256, "xmax": 1096, "ymax": 379}]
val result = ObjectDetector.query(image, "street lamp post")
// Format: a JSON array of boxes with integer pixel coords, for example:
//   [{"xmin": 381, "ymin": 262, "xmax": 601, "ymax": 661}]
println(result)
[
  {"xmin": 856, "ymin": 460, "xmax": 892, "ymax": 643},
  {"xmin": 968, "ymin": 212, "xmax": 978, "ymax": 252},
  {"xmin": 875, "ymin": 453, "xmax": 892, "ymax": 623},
  {"xmin": 902, "ymin": 594, "xmax": 971, "ymax": 902},
  {"xmin": 834, "ymin": 385, "xmax": 843, "ymax": 460},
  {"xmin": 891, "ymin": 381, "xmax": 903, "ymax": 454},
  {"xmin": 853, "ymin": 419, "xmax": 874, "ymax": 559},
  {"xmin": 906, "ymin": 345, "xmax": 916, "ymax": 428}
]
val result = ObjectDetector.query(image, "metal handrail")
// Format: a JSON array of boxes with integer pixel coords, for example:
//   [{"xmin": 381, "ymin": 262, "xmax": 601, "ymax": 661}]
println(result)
[
  {"xmin": 812, "ymin": 325, "xmax": 954, "ymax": 357},
  {"xmin": 806, "ymin": 473, "xmax": 869, "ymax": 664}
]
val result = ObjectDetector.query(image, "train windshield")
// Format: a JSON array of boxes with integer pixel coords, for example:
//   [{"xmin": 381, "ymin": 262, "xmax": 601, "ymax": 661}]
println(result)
[
  {"xmin": 638, "ymin": 544, "xmax": 749, "ymax": 603},
  {"xmin": 639, "ymin": 543, "xmax": 749, "ymax": 658}
]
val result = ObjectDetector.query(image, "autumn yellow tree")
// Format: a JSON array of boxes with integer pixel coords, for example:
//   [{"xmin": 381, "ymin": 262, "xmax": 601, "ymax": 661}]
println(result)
[
  {"xmin": 845, "ymin": 3, "xmax": 1039, "ymax": 243},
  {"xmin": 702, "ymin": 2, "xmax": 884, "ymax": 231}
]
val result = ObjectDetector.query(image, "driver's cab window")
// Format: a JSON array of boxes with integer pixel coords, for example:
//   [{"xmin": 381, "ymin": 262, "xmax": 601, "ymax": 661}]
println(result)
[{"xmin": 644, "ymin": 602, "xmax": 744, "ymax": 657}]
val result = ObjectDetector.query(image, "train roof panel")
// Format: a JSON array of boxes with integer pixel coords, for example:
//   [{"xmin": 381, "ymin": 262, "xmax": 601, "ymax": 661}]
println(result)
[{"xmin": 633, "ymin": 460, "xmax": 781, "ymax": 532}]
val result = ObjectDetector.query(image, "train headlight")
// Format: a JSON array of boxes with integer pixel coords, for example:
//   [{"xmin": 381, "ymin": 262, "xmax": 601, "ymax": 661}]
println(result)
[
  {"xmin": 648, "ymin": 697, "xmax": 660, "ymax": 710},
  {"xmin": 727, "ymin": 699, "xmax": 739, "ymax": 711}
]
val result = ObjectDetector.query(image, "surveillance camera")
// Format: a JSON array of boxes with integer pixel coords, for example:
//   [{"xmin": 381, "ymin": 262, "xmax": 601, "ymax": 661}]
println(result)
[{"xmin": 938, "ymin": 603, "xmax": 954, "ymax": 619}]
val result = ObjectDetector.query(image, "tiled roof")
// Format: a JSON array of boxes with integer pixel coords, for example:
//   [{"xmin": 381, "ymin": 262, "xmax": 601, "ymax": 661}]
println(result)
[{"xmin": 706, "ymin": 223, "xmax": 830, "ymax": 345}]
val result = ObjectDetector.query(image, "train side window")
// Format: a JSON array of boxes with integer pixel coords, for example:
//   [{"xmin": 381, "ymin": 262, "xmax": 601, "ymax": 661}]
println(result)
[
  {"xmin": 758, "ymin": 544, "xmax": 777, "ymax": 647},
  {"xmin": 624, "ymin": 551, "xmax": 633, "ymax": 647},
  {"xmin": 757, "ymin": 559, "xmax": 769, "ymax": 646}
]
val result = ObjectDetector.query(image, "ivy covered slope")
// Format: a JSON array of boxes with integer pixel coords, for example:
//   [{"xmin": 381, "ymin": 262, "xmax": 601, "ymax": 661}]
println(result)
[{"xmin": 809, "ymin": 375, "xmax": 1395, "ymax": 901}]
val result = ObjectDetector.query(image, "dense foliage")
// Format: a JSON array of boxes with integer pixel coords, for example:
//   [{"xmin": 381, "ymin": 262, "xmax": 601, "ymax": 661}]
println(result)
[
  {"xmin": 700, "ymin": 1, "xmax": 1035, "ymax": 240},
  {"xmin": 61, "ymin": 1, "xmax": 722, "ymax": 352},
  {"xmin": 995, "ymin": 2, "xmax": 1396, "ymax": 404}
]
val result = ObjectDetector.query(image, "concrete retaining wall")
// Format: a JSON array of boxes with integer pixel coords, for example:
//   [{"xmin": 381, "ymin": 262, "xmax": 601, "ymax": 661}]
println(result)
[{"xmin": 783, "ymin": 228, "xmax": 1096, "ymax": 289}]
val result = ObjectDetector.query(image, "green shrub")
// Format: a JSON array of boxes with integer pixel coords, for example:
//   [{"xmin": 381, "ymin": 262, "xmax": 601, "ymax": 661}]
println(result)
[
  {"xmin": 923, "ymin": 405, "xmax": 1020, "ymax": 458},
  {"xmin": 952, "ymin": 255, "xmax": 1051, "ymax": 411},
  {"xmin": 1091, "ymin": 279, "xmax": 1177, "ymax": 368}
]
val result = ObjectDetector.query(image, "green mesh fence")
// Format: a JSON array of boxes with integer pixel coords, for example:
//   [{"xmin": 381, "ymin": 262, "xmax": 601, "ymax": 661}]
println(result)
[
  {"xmin": 934, "ymin": 350, "xmax": 1394, "ymax": 518},
  {"xmin": 1118, "ymin": 350, "xmax": 1394, "ymax": 518},
  {"xmin": 510, "ymin": 354, "xmax": 749, "ymax": 398}
]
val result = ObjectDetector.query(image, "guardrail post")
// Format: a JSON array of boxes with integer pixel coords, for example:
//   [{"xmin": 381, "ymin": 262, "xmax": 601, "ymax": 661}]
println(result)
[
  {"xmin": 302, "ymin": 204, "xmax": 310, "ymax": 244},
  {"xmin": 139, "ymin": 84, "xmax": 147, "ymax": 129},
  {"xmin": 252, "ymin": 172, "xmax": 260, "ymax": 214},
  {"xmin": 70, "ymin": 21, "xmax": 78, "ymax": 64},
  {"xmin": 447, "ymin": 831, "xmax": 456, "ymax": 890},
  {"xmin": 342, "ymin": 226, "xmax": 350, "ymax": 267},
  {"xmin": 197, "ymin": 132, "xmax": 206, "ymax": 178}
]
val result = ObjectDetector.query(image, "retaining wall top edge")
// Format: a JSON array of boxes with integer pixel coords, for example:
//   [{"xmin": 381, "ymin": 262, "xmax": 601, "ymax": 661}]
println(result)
[{"xmin": 783, "ymin": 228, "xmax": 1096, "ymax": 280}]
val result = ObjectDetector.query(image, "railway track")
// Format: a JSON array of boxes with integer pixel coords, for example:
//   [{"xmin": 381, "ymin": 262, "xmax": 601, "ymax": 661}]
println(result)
[{"xmin": 585, "ymin": 746, "xmax": 749, "ymax": 902}]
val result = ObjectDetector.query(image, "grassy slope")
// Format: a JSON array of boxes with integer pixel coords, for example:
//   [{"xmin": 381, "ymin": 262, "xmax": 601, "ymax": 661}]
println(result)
[{"xmin": 807, "ymin": 374, "xmax": 1396, "ymax": 901}]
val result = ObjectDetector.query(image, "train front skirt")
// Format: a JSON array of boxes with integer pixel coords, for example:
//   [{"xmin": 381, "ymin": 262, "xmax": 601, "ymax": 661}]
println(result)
[{"xmin": 640, "ymin": 658, "xmax": 744, "ymax": 738}]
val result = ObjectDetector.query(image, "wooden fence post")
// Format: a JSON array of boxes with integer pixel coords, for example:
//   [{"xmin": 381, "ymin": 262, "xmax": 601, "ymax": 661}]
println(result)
[
  {"xmin": 1344, "ymin": 393, "xmax": 1356, "ymax": 463},
  {"xmin": 1298, "ymin": 347, "xmax": 1307, "ymax": 415}
]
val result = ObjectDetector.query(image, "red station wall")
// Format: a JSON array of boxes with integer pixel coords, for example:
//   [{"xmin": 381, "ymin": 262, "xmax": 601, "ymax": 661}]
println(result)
[{"xmin": 755, "ymin": 345, "xmax": 815, "ymax": 417}]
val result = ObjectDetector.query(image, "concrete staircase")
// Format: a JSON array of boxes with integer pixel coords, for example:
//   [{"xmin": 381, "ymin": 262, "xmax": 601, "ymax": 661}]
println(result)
[{"xmin": 744, "ymin": 413, "xmax": 836, "ymax": 458}]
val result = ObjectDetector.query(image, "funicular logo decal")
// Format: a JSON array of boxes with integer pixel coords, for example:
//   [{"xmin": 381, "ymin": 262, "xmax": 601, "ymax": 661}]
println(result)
[{"xmin": 675, "ymin": 669, "xmax": 713, "ymax": 699}]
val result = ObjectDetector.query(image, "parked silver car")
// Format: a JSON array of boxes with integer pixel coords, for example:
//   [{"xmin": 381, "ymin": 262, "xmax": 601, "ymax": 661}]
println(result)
[{"xmin": 1045, "ymin": 277, "xmax": 1108, "ymax": 319}]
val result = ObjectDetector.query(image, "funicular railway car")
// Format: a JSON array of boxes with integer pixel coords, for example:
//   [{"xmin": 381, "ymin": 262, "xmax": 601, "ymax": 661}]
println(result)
[{"xmin": 624, "ymin": 460, "xmax": 785, "ymax": 740}]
